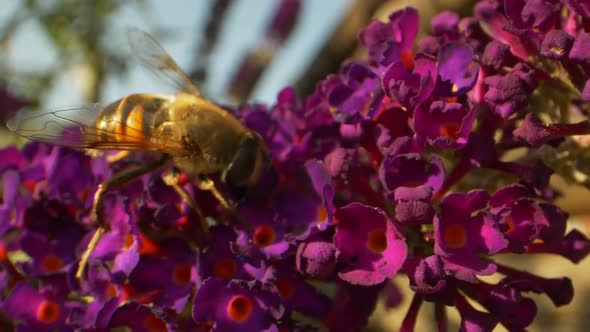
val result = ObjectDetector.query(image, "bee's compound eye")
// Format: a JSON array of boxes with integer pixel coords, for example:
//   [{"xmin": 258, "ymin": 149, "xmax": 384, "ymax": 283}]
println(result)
[{"xmin": 223, "ymin": 135, "xmax": 267, "ymax": 188}]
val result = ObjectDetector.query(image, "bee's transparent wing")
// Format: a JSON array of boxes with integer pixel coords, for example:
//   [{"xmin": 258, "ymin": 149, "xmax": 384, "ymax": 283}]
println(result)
[
  {"xmin": 127, "ymin": 27, "xmax": 201, "ymax": 97},
  {"xmin": 6, "ymin": 105, "xmax": 185, "ymax": 152}
]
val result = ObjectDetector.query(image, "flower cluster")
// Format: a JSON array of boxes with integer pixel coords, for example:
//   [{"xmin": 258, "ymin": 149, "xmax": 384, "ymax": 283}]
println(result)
[{"xmin": 3, "ymin": 1, "xmax": 590, "ymax": 331}]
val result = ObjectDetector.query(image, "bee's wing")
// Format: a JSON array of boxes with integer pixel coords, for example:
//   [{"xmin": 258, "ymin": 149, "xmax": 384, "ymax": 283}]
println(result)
[
  {"xmin": 6, "ymin": 105, "xmax": 185, "ymax": 152},
  {"xmin": 127, "ymin": 28, "xmax": 201, "ymax": 97}
]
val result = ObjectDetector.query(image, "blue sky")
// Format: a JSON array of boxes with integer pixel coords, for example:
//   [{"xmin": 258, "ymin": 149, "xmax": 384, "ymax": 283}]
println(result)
[{"xmin": 2, "ymin": 0, "xmax": 350, "ymax": 108}]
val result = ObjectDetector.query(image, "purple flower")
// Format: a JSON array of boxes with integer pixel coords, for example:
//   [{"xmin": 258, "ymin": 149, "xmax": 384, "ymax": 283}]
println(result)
[
  {"xmin": 434, "ymin": 190, "xmax": 508, "ymax": 282},
  {"xmin": 583, "ymin": 79, "xmax": 590, "ymax": 101},
  {"xmin": 197, "ymin": 225, "xmax": 257, "ymax": 283},
  {"xmin": 455, "ymin": 293, "xmax": 499, "ymax": 332},
  {"xmin": 525, "ymin": 229, "xmax": 590, "ymax": 263},
  {"xmin": 490, "ymin": 184, "xmax": 557, "ymax": 252},
  {"xmin": 86, "ymin": 194, "xmax": 140, "ymax": 278},
  {"xmin": 405, "ymin": 255, "xmax": 447, "ymax": 295},
  {"xmin": 565, "ymin": 0, "xmax": 590, "ymax": 18},
  {"xmin": 323, "ymin": 283, "xmax": 383, "ymax": 332},
  {"xmin": 359, "ymin": 7, "xmax": 419, "ymax": 68},
  {"xmin": 431, "ymin": 11, "xmax": 460, "ymax": 40},
  {"xmin": 481, "ymin": 40, "xmax": 518, "ymax": 71},
  {"xmin": 379, "ymin": 153, "xmax": 445, "ymax": 192},
  {"xmin": 569, "ymin": 32, "xmax": 590, "ymax": 62},
  {"xmin": 541, "ymin": 30, "xmax": 574, "ymax": 59},
  {"xmin": 382, "ymin": 54, "xmax": 437, "ymax": 109},
  {"xmin": 470, "ymin": 281, "xmax": 537, "ymax": 329},
  {"xmin": 476, "ymin": 0, "xmax": 542, "ymax": 59},
  {"xmin": 128, "ymin": 240, "xmax": 196, "ymax": 312},
  {"xmin": 107, "ymin": 302, "xmax": 171, "ymax": 331},
  {"xmin": 514, "ymin": 112, "xmax": 590, "ymax": 147},
  {"xmin": 263, "ymin": 260, "xmax": 331, "ymax": 317},
  {"xmin": 3, "ymin": 281, "xmax": 72, "ymax": 332},
  {"xmin": 193, "ymin": 278, "xmax": 284, "ymax": 332},
  {"xmin": 435, "ymin": 41, "xmax": 480, "ymax": 97},
  {"xmin": 71, "ymin": 264, "xmax": 123, "ymax": 329},
  {"xmin": 496, "ymin": 264, "xmax": 573, "ymax": 307},
  {"xmin": 414, "ymin": 101, "xmax": 476, "ymax": 150},
  {"xmin": 327, "ymin": 62, "xmax": 380, "ymax": 118},
  {"xmin": 304, "ymin": 159, "xmax": 335, "ymax": 230},
  {"xmin": 296, "ymin": 234, "xmax": 337, "ymax": 279},
  {"xmin": 239, "ymin": 204, "xmax": 290, "ymax": 258},
  {"xmin": 1, "ymin": 169, "xmax": 31, "ymax": 232},
  {"xmin": 18, "ymin": 230, "xmax": 80, "ymax": 276},
  {"xmin": 333, "ymin": 202, "xmax": 407, "ymax": 285},
  {"xmin": 484, "ymin": 63, "xmax": 536, "ymax": 119},
  {"xmin": 390, "ymin": 185, "xmax": 435, "ymax": 225}
]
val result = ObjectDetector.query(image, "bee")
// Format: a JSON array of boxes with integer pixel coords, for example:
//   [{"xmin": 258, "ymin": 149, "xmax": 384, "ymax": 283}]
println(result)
[
  {"xmin": 7, "ymin": 29, "xmax": 268, "ymax": 189},
  {"xmin": 6, "ymin": 28, "xmax": 269, "ymax": 278}
]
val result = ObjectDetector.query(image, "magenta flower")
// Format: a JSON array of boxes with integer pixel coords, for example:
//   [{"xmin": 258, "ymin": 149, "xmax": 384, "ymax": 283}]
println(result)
[
  {"xmin": 434, "ymin": 190, "xmax": 508, "ymax": 282},
  {"xmin": 414, "ymin": 101, "xmax": 476, "ymax": 150},
  {"xmin": 391, "ymin": 185, "xmax": 435, "ymax": 225},
  {"xmin": 3, "ymin": 281, "xmax": 72, "ymax": 332},
  {"xmin": 193, "ymin": 278, "xmax": 283, "ymax": 332},
  {"xmin": 296, "ymin": 234, "xmax": 337, "ymax": 278},
  {"xmin": 379, "ymin": 153, "xmax": 445, "ymax": 192},
  {"xmin": 334, "ymin": 202, "xmax": 407, "ymax": 285},
  {"xmin": 434, "ymin": 41, "xmax": 479, "ymax": 96},
  {"xmin": 107, "ymin": 302, "xmax": 172, "ymax": 331}
]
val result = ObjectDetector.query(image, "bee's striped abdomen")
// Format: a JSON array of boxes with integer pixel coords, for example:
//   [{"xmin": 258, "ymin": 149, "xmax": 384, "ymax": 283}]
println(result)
[{"xmin": 96, "ymin": 93, "xmax": 172, "ymax": 144}]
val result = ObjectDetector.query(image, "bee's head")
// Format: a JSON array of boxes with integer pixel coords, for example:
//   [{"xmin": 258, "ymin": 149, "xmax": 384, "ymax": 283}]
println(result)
[{"xmin": 222, "ymin": 132, "xmax": 269, "ymax": 189}]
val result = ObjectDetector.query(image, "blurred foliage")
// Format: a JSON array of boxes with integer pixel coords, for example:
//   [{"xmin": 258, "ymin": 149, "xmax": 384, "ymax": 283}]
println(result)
[
  {"xmin": 0, "ymin": 0, "xmax": 149, "ymax": 107},
  {"xmin": 0, "ymin": 0, "xmax": 481, "ymax": 112}
]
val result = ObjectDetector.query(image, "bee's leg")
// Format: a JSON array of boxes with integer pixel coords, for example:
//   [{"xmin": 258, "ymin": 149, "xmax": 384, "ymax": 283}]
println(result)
[
  {"xmin": 76, "ymin": 155, "xmax": 170, "ymax": 279},
  {"xmin": 197, "ymin": 176, "xmax": 253, "ymax": 232},
  {"xmin": 161, "ymin": 170, "xmax": 209, "ymax": 235},
  {"xmin": 106, "ymin": 150, "xmax": 130, "ymax": 164}
]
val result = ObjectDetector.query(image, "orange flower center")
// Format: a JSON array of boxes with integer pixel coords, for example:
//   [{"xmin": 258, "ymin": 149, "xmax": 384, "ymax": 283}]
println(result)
[
  {"xmin": 144, "ymin": 314, "xmax": 167, "ymax": 332},
  {"xmin": 504, "ymin": 215, "xmax": 515, "ymax": 235},
  {"xmin": 273, "ymin": 279, "xmax": 294, "ymax": 299},
  {"xmin": 41, "ymin": 254, "xmax": 63, "ymax": 273},
  {"xmin": 172, "ymin": 264, "xmax": 192, "ymax": 285},
  {"xmin": 138, "ymin": 234, "xmax": 160, "ymax": 255},
  {"xmin": 253, "ymin": 225, "xmax": 275, "ymax": 248},
  {"xmin": 214, "ymin": 258, "xmax": 237, "ymax": 279},
  {"xmin": 22, "ymin": 181, "xmax": 37, "ymax": 193},
  {"xmin": 0, "ymin": 243, "xmax": 7, "ymax": 261},
  {"xmin": 36, "ymin": 300, "xmax": 60, "ymax": 324},
  {"xmin": 367, "ymin": 229, "xmax": 388, "ymax": 253},
  {"xmin": 175, "ymin": 215, "xmax": 189, "ymax": 227},
  {"xmin": 400, "ymin": 50, "xmax": 415, "ymax": 69},
  {"xmin": 124, "ymin": 234, "xmax": 136, "ymax": 250},
  {"xmin": 106, "ymin": 283, "xmax": 118, "ymax": 300},
  {"xmin": 79, "ymin": 188, "xmax": 91, "ymax": 203},
  {"xmin": 317, "ymin": 206, "xmax": 328, "ymax": 223},
  {"xmin": 403, "ymin": 180, "xmax": 424, "ymax": 188},
  {"xmin": 444, "ymin": 224, "xmax": 467, "ymax": 248},
  {"xmin": 440, "ymin": 123, "xmax": 460, "ymax": 140},
  {"xmin": 227, "ymin": 295, "xmax": 253, "ymax": 322}
]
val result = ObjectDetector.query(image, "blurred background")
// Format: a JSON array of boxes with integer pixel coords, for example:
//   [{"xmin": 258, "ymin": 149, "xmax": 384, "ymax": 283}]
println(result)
[{"xmin": 0, "ymin": 0, "xmax": 589, "ymax": 331}]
